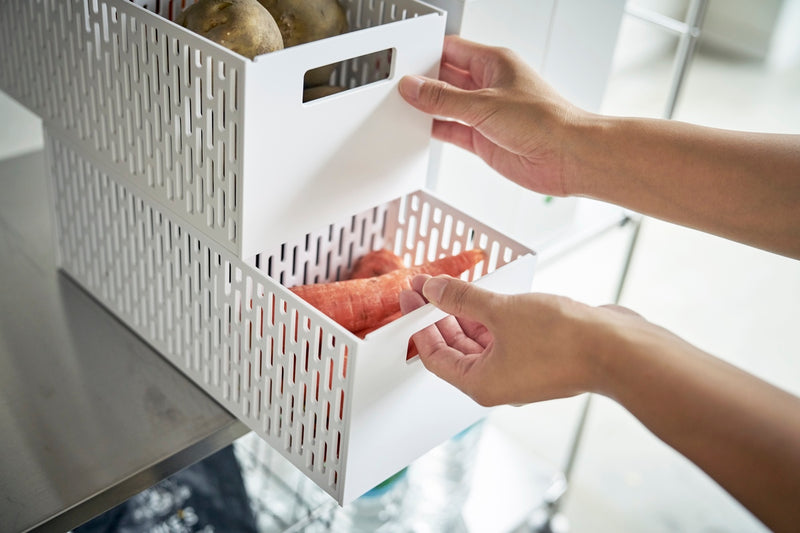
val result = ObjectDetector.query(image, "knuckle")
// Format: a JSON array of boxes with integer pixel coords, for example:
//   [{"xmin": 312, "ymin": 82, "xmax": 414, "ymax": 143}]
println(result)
[
  {"xmin": 494, "ymin": 46, "xmax": 518, "ymax": 64},
  {"xmin": 488, "ymin": 46, "xmax": 520, "ymax": 75},
  {"xmin": 424, "ymin": 80, "xmax": 449, "ymax": 111},
  {"xmin": 444, "ymin": 280, "xmax": 472, "ymax": 315},
  {"xmin": 463, "ymin": 90, "xmax": 496, "ymax": 127}
]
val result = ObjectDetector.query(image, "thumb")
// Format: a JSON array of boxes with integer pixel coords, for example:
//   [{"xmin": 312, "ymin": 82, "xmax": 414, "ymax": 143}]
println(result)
[
  {"xmin": 422, "ymin": 276, "xmax": 496, "ymax": 324},
  {"xmin": 399, "ymin": 75, "xmax": 490, "ymax": 126}
]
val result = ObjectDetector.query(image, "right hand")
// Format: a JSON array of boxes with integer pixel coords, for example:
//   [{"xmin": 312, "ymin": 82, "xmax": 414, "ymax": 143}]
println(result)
[
  {"xmin": 399, "ymin": 274, "xmax": 658, "ymax": 406},
  {"xmin": 398, "ymin": 35, "xmax": 587, "ymax": 197}
]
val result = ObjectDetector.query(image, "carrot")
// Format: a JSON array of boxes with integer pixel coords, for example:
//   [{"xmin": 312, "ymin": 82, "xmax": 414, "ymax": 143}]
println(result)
[
  {"xmin": 290, "ymin": 249, "xmax": 485, "ymax": 332},
  {"xmin": 353, "ymin": 311, "xmax": 402, "ymax": 338},
  {"xmin": 349, "ymin": 249, "xmax": 405, "ymax": 279}
]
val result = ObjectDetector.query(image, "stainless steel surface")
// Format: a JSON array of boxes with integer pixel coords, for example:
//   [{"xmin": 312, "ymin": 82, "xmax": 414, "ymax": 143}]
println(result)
[{"xmin": 0, "ymin": 150, "xmax": 248, "ymax": 533}]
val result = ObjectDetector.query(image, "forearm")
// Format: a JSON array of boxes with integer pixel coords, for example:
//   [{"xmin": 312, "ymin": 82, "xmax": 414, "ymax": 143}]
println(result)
[
  {"xmin": 567, "ymin": 115, "xmax": 800, "ymax": 259},
  {"xmin": 592, "ymin": 316, "xmax": 800, "ymax": 532}
]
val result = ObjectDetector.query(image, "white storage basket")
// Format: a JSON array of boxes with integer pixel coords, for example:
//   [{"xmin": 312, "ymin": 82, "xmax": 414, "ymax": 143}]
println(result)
[
  {"xmin": 46, "ymin": 129, "xmax": 537, "ymax": 504},
  {"xmin": 1, "ymin": 0, "xmax": 446, "ymax": 258}
]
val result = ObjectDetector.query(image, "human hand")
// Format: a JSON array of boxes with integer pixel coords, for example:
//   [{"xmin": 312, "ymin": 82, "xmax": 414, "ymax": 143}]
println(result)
[
  {"xmin": 398, "ymin": 35, "xmax": 587, "ymax": 197},
  {"xmin": 399, "ymin": 274, "xmax": 654, "ymax": 406}
]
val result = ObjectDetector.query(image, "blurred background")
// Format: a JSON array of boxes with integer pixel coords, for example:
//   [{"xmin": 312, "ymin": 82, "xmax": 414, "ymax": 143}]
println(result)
[
  {"xmin": 2, "ymin": 0, "xmax": 798, "ymax": 531},
  {"xmin": 486, "ymin": 1, "xmax": 800, "ymax": 531}
]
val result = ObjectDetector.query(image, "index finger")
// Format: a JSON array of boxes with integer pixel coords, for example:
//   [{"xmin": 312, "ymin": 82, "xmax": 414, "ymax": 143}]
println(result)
[
  {"xmin": 442, "ymin": 36, "xmax": 508, "ymax": 87},
  {"xmin": 441, "ymin": 35, "xmax": 495, "ymax": 71},
  {"xmin": 398, "ymin": 288, "xmax": 451, "ymax": 355},
  {"xmin": 399, "ymin": 280, "xmax": 483, "ymax": 391}
]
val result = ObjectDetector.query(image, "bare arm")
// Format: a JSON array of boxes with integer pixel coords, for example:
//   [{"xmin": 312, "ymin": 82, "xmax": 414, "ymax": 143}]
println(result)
[
  {"xmin": 570, "ymin": 117, "xmax": 800, "ymax": 258},
  {"xmin": 400, "ymin": 275, "xmax": 800, "ymax": 533},
  {"xmin": 399, "ymin": 35, "xmax": 800, "ymax": 258}
]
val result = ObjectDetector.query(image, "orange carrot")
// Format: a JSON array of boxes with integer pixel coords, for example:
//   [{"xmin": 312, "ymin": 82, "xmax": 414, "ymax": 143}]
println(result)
[
  {"xmin": 290, "ymin": 249, "xmax": 485, "ymax": 332},
  {"xmin": 353, "ymin": 311, "xmax": 403, "ymax": 338},
  {"xmin": 349, "ymin": 249, "xmax": 405, "ymax": 279}
]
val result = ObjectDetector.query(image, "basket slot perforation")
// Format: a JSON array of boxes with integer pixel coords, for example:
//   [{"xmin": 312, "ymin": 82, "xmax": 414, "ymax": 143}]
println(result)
[{"xmin": 5, "ymin": 0, "xmax": 243, "ymax": 248}]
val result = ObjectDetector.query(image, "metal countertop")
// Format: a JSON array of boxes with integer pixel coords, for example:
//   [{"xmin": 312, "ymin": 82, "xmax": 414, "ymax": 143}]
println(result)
[{"xmin": 0, "ymin": 150, "xmax": 248, "ymax": 533}]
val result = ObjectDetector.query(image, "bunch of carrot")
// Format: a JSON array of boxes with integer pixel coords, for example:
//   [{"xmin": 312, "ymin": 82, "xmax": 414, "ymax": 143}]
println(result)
[{"xmin": 289, "ymin": 248, "xmax": 486, "ymax": 337}]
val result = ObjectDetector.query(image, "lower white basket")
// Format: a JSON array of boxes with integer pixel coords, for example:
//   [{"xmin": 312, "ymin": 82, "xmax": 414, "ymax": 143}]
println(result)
[{"xmin": 46, "ymin": 130, "xmax": 537, "ymax": 504}]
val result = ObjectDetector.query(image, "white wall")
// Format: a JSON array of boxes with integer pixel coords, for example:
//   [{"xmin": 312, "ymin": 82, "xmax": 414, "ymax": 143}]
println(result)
[
  {"xmin": 769, "ymin": 0, "xmax": 800, "ymax": 69},
  {"xmin": 702, "ymin": 0, "xmax": 785, "ymax": 59}
]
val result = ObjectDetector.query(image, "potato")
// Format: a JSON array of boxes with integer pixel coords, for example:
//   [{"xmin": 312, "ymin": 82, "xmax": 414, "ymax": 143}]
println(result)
[
  {"xmin": 176, "ymin": 0, "xmax": 284, "ymax": 60},
  {"xmin": 303, "ymin": 85, "xmax": 346, "ymax": 103},
  {"xmin": 258, "ymin": 0, "xmax": 349, "ymax": 86}
]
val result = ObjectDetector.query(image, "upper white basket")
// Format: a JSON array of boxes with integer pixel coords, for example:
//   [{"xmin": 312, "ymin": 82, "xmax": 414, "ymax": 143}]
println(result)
[{"xmin": 0, "ymin": 0, "xmax": 446, "ymax": 258}]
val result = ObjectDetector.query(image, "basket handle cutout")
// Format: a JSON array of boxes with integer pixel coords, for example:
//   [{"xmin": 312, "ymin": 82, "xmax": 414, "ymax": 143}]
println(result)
[
  {"xmin": 363, "ymin": 302, "xmax": 447, "ymax": 363},
  {"xmin": 303, "ymin": 47, "xmax": 395, "ymax": 103}
]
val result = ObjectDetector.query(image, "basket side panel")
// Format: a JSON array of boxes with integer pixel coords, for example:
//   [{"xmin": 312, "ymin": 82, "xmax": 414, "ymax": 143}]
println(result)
[
  {"xmin": 0, "ymin": 0, "xmax": 83, "ymax": 122},
  {"xmin": 48, "ymin": 133, "xmax": 353, "ymax": 503},
  {"xmin": 2, "ymin": 0, "xmax": 245, "ymax": 253},
  {"xmin": 388, "ymin": 190, "xmax": 535, "ymax": 271},
  {"xmin": 256, "ymin": 202, "xmax": 391, "ymax": 287}
]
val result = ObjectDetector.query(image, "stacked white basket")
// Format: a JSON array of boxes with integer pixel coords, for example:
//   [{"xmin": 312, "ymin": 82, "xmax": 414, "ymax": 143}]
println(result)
[{"xmin": 1, "ymin": 0, "xmax": 537, "ymax": 503}]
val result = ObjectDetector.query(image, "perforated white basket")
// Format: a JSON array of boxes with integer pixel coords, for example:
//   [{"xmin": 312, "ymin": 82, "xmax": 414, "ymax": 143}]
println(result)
[
  {"xmin": 1, "ymin": 0, "xmax": 446, "ymax": 258},
  {"xmin": 47, "ymin": 129, "xmax": 537, "ymax": 504}
]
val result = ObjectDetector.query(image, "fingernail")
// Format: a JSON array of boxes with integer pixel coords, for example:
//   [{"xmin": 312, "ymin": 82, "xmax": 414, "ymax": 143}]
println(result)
[
  {"xmin": 399, "ymin": 75, "xmax": 425, "ymax": 102},
  {"xmin": 422, "ymin": 277, "xmax": 447, "ymax": 304}
]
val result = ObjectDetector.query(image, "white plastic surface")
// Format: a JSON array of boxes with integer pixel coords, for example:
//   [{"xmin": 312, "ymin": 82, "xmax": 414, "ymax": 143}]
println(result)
[
  {"xmin": 47, "ymin": 129, "xmax": 536, "ymax": 504},
  {"xmin": 0, "ymin": 0, "xmax": 445, "ymax": 258},
  {"xmin": 242, "ymin": 11, "xmax": 445, "ymax": 260}
]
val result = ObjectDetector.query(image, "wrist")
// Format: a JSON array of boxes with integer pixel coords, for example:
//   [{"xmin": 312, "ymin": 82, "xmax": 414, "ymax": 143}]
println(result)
[
  {"xmin": 571, "ymin": 305, "xmax": 657, "ymax": 398},
  {"xmin": 585, "ymin": 307, "xmax": 701, "ymax": 404},
  {"xmin": 560, "ymin": 113, "xmax": 620, "ymax": 199},
  {"xmin": 547, "ymin": 299, "xmax": 628, "ymax": 396}
]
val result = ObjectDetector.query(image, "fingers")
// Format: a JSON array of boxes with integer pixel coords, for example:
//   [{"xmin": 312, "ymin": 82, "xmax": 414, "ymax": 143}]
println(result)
[
  {"xmin": 440, "ymin": 35, "xmax": 502, "ymax": 82},
  {"xmin": 439, "ymin": 62, "xmax": 479, "ymax": 91},
  {"xmin": 431, "ymin": 119, "xmax": 476, "ymax": 153},
  {"xmin": 600, "ymin": 304, "xmax": 644, "ymax": 318},
  {"xmin": 409, "ymin": 273, "xmax": 429, "ymax": 294},
  {"xmin": 441, "ymin": 35, "xmax": 485, "ymax": 71},
  {"xmin": 399, "ymin": 275, "xmax": 447, "ymax": 357},
  {"xmin": 398, "ymin": 274, "xmax": 493, "ymax": 401},
  {"xmin": 422, "ymin": 276, "xmax": 498, "ymax": 326},
  {"xmin": 398, "ymin": 286, "xmax": 427, "ymax": 313},
  {"xmin": 454, "ymin": 315, "xmax": 493, "ymax": 348},
  {"xmin": 398, "ymin": 36, "xmax": 519, "ymax": 136},
  {"xmin": 398, "ymin": 75, "xmax": 493, "ymax": 127},
  {"xmin": 419, "ymin": 344, "xmax": 483, "ymax": 393},
  {"xmin": 403, "ymin": 275, "xmax": 490, "ymax": 352}
]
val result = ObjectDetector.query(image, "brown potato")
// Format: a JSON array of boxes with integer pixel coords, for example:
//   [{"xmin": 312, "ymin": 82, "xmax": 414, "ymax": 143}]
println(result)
[
  {"xmin": 302, "ymin": 85, "xmax": 346, "ymax": 102},
  {"xmin": 258, "ymin": 0, "xmax": 349, "ymax": 86},
  {"xmin": 176, "ymin": 0, "xmax": 284, "ymax": 60}
]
